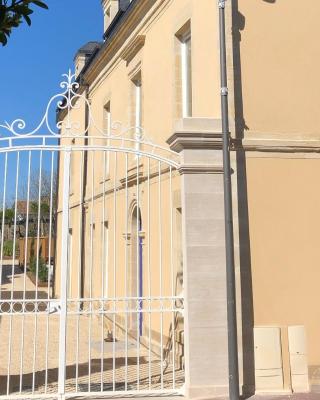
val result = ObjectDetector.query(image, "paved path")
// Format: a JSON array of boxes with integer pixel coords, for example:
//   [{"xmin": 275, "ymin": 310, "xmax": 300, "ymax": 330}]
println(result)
[{"xmin": 247, "ymin": 394, "xmax": 320, "ymax": 400}]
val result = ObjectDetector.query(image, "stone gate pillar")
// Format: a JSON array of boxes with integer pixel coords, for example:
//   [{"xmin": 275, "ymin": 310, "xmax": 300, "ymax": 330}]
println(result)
[{"xmin": 167, "ymin": 118, "xmax": 229, "ymax": 399}]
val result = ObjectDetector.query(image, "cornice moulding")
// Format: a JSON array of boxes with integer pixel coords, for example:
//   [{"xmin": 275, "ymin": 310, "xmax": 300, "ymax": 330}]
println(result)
[
  {"xmin": 178, "ymin": 164, "xmax": 224, "ymax": 175},
  {"xmin": 234, "ymin": 137, "xmax": 320, "ymax": 153},
  {"xmin": 120, "ymin": 35, "xmax": 146, "ymax": 63},
  {"xmin": 167, "ymin": 131, "xmax": 223, "ymax": 152}
]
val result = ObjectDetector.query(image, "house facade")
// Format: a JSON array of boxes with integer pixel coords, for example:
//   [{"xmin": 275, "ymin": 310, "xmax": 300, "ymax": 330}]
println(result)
[{"xmin": 55, "ymin": 0, "xmax": 320, "ymax": 398}]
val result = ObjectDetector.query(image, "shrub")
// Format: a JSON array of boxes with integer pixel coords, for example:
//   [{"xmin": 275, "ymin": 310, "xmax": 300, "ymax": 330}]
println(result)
[
  {"xmin": 3, "ymin": 240, "xmax": 13, "ymax": 257},
  {"xmin": 29, "ymin": 256, "xmax": 48, "ymax": 282}
]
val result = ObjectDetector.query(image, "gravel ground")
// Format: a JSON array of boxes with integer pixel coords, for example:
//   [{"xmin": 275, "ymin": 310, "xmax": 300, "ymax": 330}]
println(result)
[{"xmin": 0, "ymin": 264, "xmax": 184, "ymax": 398}]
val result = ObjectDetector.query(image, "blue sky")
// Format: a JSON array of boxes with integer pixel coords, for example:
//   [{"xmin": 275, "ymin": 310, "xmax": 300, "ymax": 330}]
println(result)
[
  {"xmin": 0, "ymin": 0, "xmax": 102, "ymax": 126},
  {"xmin": 0, "ymin": 0, "xmax": 103, "ymax": 204}
]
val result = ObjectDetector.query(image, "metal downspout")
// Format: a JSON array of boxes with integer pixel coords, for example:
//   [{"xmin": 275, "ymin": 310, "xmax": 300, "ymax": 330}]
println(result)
[{"xmin": 218, "ymin": 1, "xmax": 240, "ymax": 399}]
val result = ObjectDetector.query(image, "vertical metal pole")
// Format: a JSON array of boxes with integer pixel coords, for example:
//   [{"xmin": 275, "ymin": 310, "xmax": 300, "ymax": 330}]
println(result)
[
  {"xmin": 58, "ymin": 149, "xmax": 71, "ymax": 399},
  {"xmin": 218, "ymin": 1, "xmax": 240, "ymax": 400}
]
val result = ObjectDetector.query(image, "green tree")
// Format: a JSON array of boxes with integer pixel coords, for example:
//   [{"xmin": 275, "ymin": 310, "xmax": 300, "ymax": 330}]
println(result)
[
  {"xmin": 0, "ymin": 208, "xmax": 15, "ymax": 226},
  {"xmin": 0, "ymin": 0, "xmax": 48, "ymax": 46}
]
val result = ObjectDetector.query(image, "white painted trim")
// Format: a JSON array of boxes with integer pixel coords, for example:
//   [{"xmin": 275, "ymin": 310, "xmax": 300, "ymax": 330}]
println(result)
[{"xmin": 181, "ymin": 35, "xmax": 192, "ymax": 118}]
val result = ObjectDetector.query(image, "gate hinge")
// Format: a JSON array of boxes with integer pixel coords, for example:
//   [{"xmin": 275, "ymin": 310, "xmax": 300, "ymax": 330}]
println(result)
[{"xmin": 218, "ymin": 0, "xmax": 226, "ymax": 9}]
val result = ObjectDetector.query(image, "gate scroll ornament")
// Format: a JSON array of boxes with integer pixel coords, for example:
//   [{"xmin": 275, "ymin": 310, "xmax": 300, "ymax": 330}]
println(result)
[{"xmin": 0, "ymin": 70, "xmax": 180, "ymax": 168}]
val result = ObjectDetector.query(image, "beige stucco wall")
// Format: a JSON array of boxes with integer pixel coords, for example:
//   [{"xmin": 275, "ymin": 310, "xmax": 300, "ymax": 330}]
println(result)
[
  {"xmin": 86, "ymin": 0, "xmax": 221, "ymax": 143},
  {"xmin": 236, "ymin": 0, "xmax": 320, "ymax": 137},
  {"xmin": 231, "ymin": 0, "xmax": 320, "ymax": 393},
  {"xmin": 246, "ymin": 155, "xmax": 320, "ymax": 390},
  {"xmin": 56, "ymin": 151, "xmax": 183, "ymax": 346},
  {"xmin": 56, "ymin": 0, "xmax": 221, "ymax": 316}
]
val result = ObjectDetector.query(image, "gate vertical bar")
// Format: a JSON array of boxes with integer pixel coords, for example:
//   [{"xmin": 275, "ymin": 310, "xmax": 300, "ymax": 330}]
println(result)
[
  {"xmin": 58, "ymin": 149, "xmax": 71, "ymax": 399},
  {"xmin": 0, "ymin": 152, "xmax": 8, "ymax": 294}
]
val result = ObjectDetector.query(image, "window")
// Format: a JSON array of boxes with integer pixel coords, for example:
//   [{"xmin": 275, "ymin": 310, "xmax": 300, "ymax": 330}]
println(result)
[
  {"xmin": 104, "ymin": 102, "xmax": 111, "ymax": 136},
  {"xmin": 104, "ymin": 6, "xmax": 111, "ymax": 30},
  {"xmin": 176, "ymin": 23, "xmax": 192, "ymax": 118},
  {"xmin": 102, "ymin": 0, "xmax": 119, "ymax": 31},
  {"xmin": 133, "ymin": 77, "xmax": 142, "ymax": 134},
  {"xmin": 102, "ymin": 221, "xmax": 109, "ymax": 298},
  {"xmin": 131, "ymin": 72, "xmax": 142, "ymax": 153},
  {"xmin": 180, "ymin": 33, "xmax": 192, "ymax": 117},
  {"xmin": 175, "ymin": 208, "xmax": 183, "ymax": 295},
  {"xmin": 68, "ymin": 228, "xmax": 73, "ymax": 296},
  {"xmin": 103, "ymin": 102, "xmax": 111, "ymax": 174},
  {"xmin": 69, "ymin": 145, "xmax": 75, "ymax": 196}
]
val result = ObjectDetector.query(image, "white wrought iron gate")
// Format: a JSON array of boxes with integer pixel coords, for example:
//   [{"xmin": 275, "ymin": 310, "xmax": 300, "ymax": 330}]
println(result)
[{"xmin": 0, "ymin": 72, "xmax": 184, "ymax": 399}]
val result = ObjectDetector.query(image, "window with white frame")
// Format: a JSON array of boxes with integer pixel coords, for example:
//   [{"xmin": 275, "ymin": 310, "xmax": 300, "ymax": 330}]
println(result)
[
  {"xmin": 103, "ymin": 101, "xmax": 111, "ymax": 174},
  {"xmin": 104, "ymin": 101, "xmax": 111, "ymax": 135},
  {"xmin": 102, "ymin": 0, "xmax": 119, "ymax": 31},
  {"xmin": 176, "ymin": 23, "xmax": 192, "ymax": 118},
  {"xmin": 68, "ymin": 228, "xmax": 73, "ymax": 296},
  {"xmin": 105, "ymin": 6, "xmax": 111, "ymax": 27},
  {"xmin": 131, "ymin": 72, "xmax": 142, "ymax": 153},
  {"xmin": 180, "ymin": 32, "xmax": 192, "ymax": 117},
  {"xmin": 102, "ymin": 221, "xmax": 109, "ymax": 298},
  {"xmin": 134, "ymin": 78, "xmax": 142, "ymax": 133}
]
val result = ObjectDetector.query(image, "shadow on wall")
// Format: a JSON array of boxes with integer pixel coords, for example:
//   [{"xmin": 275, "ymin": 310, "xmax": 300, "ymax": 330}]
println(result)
[
  {"xmin": 231, "ymin": 0, "xmax": 253, "ymax": 397},
  {"xmin": 231, "ymin": 0, "xmax": 276, "ymax": 397}
]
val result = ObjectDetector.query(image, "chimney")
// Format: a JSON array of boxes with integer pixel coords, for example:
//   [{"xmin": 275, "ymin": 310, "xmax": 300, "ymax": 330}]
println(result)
[{"xmin": 74, "ymin": 42, "xmax": 101, "ymax": 78}]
